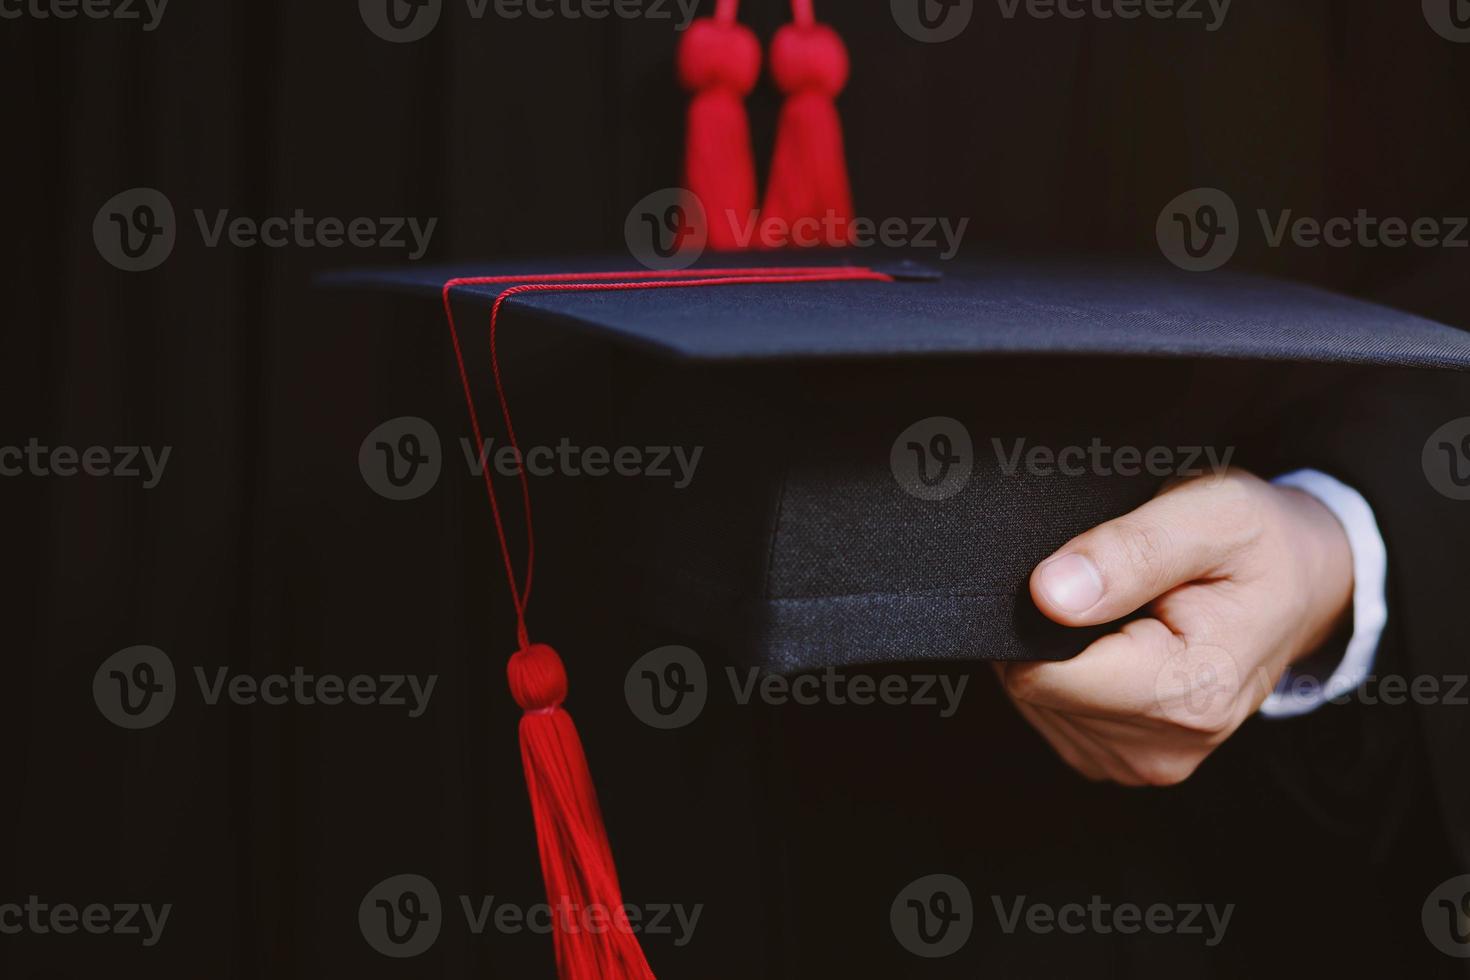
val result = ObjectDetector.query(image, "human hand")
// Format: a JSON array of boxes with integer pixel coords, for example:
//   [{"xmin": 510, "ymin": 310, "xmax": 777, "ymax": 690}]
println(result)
[{"xmin": 995, "ymin": 469, "xmax": 1354, "ymax": 786}]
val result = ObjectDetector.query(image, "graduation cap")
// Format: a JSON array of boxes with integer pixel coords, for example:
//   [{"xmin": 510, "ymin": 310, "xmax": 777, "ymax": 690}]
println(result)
[{"xmin": 329, "ymin": 250, "xmax": 1470, "ymax": 976}]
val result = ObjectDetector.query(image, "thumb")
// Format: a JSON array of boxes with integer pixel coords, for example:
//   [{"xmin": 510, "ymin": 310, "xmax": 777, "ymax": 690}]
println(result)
[{"xmin": 1030, "ymin": 475, "xmax": 1258, "ymax": 627}]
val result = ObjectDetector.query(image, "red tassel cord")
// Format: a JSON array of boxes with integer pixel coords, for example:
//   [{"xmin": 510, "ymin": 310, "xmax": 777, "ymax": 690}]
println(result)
[
  {"xmin": 760, "ymin": 0, "xmax": 856, "ymax": 247},
  {"xmin": 678, "ymin": 0, "xmax": 761, "ymax": 250},
  {"xmin": 440, "ymin": 265, "xmax": 892, "ymax": 979}
]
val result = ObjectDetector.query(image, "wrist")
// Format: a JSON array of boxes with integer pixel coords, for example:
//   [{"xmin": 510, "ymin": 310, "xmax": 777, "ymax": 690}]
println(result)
[{"xmin": 1274, "ymin": 484, "xmax": 1355, "ymax": 662}]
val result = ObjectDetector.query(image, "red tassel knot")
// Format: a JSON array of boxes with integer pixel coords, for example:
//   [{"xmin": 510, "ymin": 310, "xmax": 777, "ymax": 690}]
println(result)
[
  {"xmin": 508, "ymin": 643, "xmax": 569, "ymax": 713},
  {"xmin": 678, "ymin": 16, "xmax": 761, "ymax": 250},
  {"xmin": 769, "ymin": 21, "xmax": 848, "ymax": 97}
]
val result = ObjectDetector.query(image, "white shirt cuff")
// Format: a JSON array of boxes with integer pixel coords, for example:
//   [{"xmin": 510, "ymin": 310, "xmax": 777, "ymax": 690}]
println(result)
[{"xmin": 1259, "ymin": 469, "xmax": 1388, "ymax": 719}]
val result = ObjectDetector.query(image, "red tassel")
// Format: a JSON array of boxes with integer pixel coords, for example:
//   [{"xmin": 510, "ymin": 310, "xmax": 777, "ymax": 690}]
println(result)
[
  {"xmin": 509, "ymin": 643, "xmax": 656, "ymax": 980},
  {"xmin": 760, "ymin": 1, "xmax": 855, "ymax": 247},
  {"xmin": 440, "ymin": 270, "xmax": 896, "ymax": 980},
  {"xmin": 677, "ymin": 3, "xmax": 761, "ymax": 250}
]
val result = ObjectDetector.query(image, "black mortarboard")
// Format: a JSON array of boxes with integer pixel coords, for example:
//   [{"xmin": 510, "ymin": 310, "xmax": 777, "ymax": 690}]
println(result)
[
  {"xmin": 327, "ymin": 251, "xmax": 1470, "ymax": 979},
  {"xmin": 331, "ymin": 251, "xmax": 1470, "ymax": 670}
]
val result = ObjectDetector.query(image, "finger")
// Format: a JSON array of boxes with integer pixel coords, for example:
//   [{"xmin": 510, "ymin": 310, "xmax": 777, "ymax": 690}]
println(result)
[
  {"xmin": 1039, "ymin": 706, "xmax": 1148, "ymax": 787},
  {"xmin": 1001, "ymin": 617, "xmax": 1186, "ymax": 718},
  {"xmin": 1030, "ymin": 474, "xmax": 1262, "ymax": 626}
]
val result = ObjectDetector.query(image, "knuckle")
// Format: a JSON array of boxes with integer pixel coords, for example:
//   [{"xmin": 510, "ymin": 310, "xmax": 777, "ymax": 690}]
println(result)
[
  {"xmin": 1207, "ymin": 472, "xmax": 1267, "ymax": 550},
  {"xmin": 1108, "ymin": 518, "xmax": 1176, "ymax": 587}
]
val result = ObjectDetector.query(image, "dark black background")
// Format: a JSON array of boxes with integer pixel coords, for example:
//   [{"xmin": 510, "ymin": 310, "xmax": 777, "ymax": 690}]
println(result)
[{"xmin": 4, "ymin": 1, "xmax": 1470, "ymax": 977}]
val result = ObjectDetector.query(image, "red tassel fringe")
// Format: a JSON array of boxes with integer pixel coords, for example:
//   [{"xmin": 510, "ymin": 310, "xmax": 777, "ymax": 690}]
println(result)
[
  {"xmin": 760, "ymin": 18, "xmax": 855, "ymax": 247},
  {"xmin": 678, "ymin": 13, "xmax": 761, "ymax": 250},
  {"xmin": 510, "ymin": 644, "xmax": 656, "ymax": 980}
]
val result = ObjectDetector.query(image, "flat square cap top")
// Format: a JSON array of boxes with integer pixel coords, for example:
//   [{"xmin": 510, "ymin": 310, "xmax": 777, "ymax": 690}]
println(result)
[{"xmin": 328, "ymin": 252, "xmax": 1470, "ymax": 369}]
